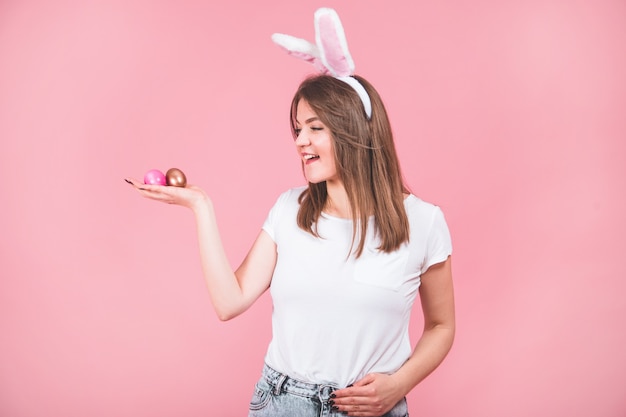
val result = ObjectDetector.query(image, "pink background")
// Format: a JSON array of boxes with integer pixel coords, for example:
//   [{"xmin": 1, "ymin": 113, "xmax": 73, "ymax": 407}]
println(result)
[{"xmin": 1, "ymin": 1, "xmax": 625, "ymax": 416}]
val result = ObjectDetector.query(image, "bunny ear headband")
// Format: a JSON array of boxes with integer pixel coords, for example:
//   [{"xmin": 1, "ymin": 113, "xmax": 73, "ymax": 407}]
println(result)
[{"xmin": 271, "ymin": 7, "xmax": 372, "ymax": 119}]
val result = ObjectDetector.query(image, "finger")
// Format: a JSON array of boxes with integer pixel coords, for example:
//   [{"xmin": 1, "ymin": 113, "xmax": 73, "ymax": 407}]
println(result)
[
  {"xmin": 332, "ymin": 393, "xmax": 374, "ymax": 410},
  {"xmin": 343, "ymin": 403, "xmax": 376, "ymax": 417},
  {"xmin": 333, "ymin": 387, "xmax": 369, "ymax": 399},
  {"xmin": 335, "ymin": 376, "xmax": 374, "ymax": 398},
  {"xmin": 124, "ymin": 178, "xmax": 153, "ymax": 191},
  {"xmin": 124, "ymin": 178, "xmax": 142, "ymax": 187},
  {"xmin": 134, "ymin": 181, "xmax": 171, "ymax": 194},
  {"xmin": 352, "ymin": 374, "xmax": 376, "ymax": 387}
]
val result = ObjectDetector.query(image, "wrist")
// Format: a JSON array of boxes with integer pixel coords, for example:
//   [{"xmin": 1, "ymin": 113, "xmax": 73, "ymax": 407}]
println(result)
[
  {"xmin": 388, "ymin": 370, "xmax": 416, "ymax": 399},
  {"xmin": 189, "ymin": 191, "xmax": 212, "ymax": 213}
]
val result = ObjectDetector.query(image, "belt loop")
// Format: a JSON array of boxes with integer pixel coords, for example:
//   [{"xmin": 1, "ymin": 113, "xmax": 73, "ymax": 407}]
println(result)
[
  {"xmin": 318, "ymin": 384, "xmax": 336, "ymax": 404},
  {"xmin": 272, "ymin": 374, "xmax": 288, "ymax": 395}
]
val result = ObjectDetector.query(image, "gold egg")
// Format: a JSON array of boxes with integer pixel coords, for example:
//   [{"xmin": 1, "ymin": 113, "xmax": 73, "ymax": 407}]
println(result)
[{"xmin": 165, "ymin": 168, "xmax": 187, "ymax": 187}]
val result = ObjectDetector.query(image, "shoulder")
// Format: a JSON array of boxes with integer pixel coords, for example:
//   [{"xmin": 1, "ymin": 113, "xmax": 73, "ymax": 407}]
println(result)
[
  {"xmin": 404, "ymin": 194, "xmax": 441, "ymax": 216},
  {"xmin": 404, "ymin": 194, "xmax": 449, "ymax": 230},
  {"xmin": 264, "ymin": 186, "xmax": 306, "ymax": 233},
  {"xmin": 274, "ymin": 185, "xmax": 307, "ymax": 206},
  {"xmin": 267, "ymin": 186, "xmax": 307, "ymax": 214}
]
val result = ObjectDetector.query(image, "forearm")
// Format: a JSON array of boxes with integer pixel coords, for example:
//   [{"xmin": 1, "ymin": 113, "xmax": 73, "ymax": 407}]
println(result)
[
  {"xmin": 330, "ymin": 322, "xmax": 454, "ymax": 416},
  {"xmin": 191, "ymin": 196, "xmax": 246, "ymax": 320},
  {"xmin": 390, "ymin": 257, "xmax": 456, "ymax": 396},
  {"xmin": 391, "ymin": 324, "xmax": 455, "ymax": 397}
]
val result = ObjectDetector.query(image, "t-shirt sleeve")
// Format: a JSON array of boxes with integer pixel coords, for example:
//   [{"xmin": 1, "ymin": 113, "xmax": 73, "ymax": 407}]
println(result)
[
  {"xmin": 262, "ymin": 189, "xmax": 291, "ymax": 241},
  {"xmin": 421, "ymin": 206, "xmax": 453, "ymax": 274}
]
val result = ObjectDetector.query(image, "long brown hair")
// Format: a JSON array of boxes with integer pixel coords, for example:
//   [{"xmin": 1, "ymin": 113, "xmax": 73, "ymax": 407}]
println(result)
[{"xmin": 290, "ymin": 74, "xmax": 410, "ymax": 258}]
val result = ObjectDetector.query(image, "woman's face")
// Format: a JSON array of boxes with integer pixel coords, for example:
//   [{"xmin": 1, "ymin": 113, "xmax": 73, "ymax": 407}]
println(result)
[{"xmin": 294, "ymin": 100, "xmax": 340, "ymax": 185}]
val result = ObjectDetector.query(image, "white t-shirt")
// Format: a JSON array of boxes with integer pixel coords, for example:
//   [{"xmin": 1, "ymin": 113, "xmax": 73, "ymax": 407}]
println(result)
[{"xmin": 262, "ymin": 186, "xmax": 452, "ymax": 387}]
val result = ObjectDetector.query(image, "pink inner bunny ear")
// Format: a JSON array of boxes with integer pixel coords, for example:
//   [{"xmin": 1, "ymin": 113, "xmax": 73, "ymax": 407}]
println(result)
[{"xmin": 315, "ymin": 8, "xmax": 355, "ymax": 77}]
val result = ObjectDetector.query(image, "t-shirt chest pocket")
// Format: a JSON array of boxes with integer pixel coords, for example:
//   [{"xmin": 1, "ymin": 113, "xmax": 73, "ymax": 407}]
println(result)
[{"xmin": 352, "ymin": 248, "xmax": 410, "ymax": 292}]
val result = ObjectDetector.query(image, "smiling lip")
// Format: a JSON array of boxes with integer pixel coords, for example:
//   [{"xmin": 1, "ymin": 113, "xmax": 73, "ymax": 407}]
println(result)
[{"xmin": 303, "ymin": 154, "xmax": 319, "ymax": 164}]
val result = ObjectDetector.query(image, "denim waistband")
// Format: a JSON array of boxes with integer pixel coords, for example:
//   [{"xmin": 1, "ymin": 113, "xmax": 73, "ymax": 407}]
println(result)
[{"xmin": 261, "ymin": 364, "xmax": 340, "ymax": 402}]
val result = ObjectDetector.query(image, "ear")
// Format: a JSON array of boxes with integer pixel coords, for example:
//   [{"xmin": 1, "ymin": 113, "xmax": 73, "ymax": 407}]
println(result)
[
  {"xmin": 314, "ymin": 7, "xmax": 354, "ymax": 77},
  {"xmin": 271, "ymin": 33, "xmax": 329, "ymax": 74}
]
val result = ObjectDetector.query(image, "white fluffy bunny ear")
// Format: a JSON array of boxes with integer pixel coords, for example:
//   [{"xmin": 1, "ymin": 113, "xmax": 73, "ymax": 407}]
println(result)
[
  {"xmin": 270, "ymin": 33, "xmax": 329, "ymax": 74},
  {"xmin": 270, "ymin": 7, "xmax": 355, "ymax": 77},
  {"xmin": 272, "ymin": 8, "xmax": 372, "ymax": 119},
  {"xmin": 314, "ymin": 7, "xmax": 354, "ymax": 77}
]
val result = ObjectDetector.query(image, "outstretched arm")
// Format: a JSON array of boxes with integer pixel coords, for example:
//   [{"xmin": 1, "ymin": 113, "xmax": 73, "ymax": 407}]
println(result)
[
  {"xmin": 126, "ymin": 179, "xmax": 276, "ymax": 321},
  {"xmin": 331, "ymin": 256, "xmax": 455, "ymax": 416},
  {"xmin": 192, "ymin": 194, "xmax": 276, "ymax": 320}
]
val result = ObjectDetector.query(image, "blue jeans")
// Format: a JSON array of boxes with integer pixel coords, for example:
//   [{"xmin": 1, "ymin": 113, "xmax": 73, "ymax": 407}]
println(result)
[{"xmin": 248, "ymin": 364, "xmax": 409, "ymax": 417}]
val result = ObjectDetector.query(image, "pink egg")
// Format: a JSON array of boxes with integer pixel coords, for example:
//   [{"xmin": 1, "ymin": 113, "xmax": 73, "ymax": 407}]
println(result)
[{"xmin": 143, "ymin": 169, "xmax": 167, "ymax": 185}]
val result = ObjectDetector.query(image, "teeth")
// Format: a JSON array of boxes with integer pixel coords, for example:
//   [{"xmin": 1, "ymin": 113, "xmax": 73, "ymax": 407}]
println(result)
[{"xmin": 304, "ymin": 154, "xmax": 318, "ymax": 160}]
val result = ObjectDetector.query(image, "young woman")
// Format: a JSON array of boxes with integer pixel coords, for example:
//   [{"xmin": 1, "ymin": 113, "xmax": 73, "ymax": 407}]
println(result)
[{"xmin": 126, "ymin": 74, "xmax": 455, "ymax": 417}]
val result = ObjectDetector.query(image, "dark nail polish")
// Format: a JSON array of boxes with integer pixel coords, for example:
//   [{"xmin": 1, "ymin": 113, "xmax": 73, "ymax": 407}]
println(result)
[
  {"xmin": 330, "ymin": 393, "xmax": 336, "ymax": 398},
  {"xmin": 329, "ymin": 400, "xmax": 335, "ymax": 406},
  {"xmin": 331, "ymin": 406, "xmax": 338, "ymax": 411}
]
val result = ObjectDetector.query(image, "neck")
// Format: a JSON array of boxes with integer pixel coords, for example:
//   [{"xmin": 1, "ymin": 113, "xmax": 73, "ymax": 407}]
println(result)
[{"xmin": 324, "ymin": 180, "xmax": 351, "ymax": 219}]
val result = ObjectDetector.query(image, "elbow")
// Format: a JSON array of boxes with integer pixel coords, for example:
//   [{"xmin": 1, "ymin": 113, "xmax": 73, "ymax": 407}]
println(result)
[
  {"xmin": 447, "ymin": 326, "xmax": 456, "ymax": 349},
  {"xmin": 425, "ymin": 321, "xmax": 456, "ymax": 349},
  {"xmin": 209, "ymin": 295, "xmax": 240, "ymax": 321},
  {"xmin": 216, "ymin": 312, "xmax": 236, "ymax": 322},
  {"xmin": 443, "ymin": 323, "xmax": 456, "ymax": 351},
  {"xmin": 211, "ymin": 294, "xmax": 251, "ymax": 321},
  {"xmin": 214, "ymin": 306, "xmax": 242, "ymax": 322}
]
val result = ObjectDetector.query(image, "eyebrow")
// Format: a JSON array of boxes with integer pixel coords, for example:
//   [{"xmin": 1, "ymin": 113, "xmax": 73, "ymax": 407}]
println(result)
[{"xmin": 295, "ymin": 116, "xmax": 320, "ymax": 126}]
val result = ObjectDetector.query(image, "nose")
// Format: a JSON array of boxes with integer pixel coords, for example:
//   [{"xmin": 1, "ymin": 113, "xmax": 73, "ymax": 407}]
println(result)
[{"xmin": 294, "ymin": 130, "xmax": 310, "ymax": 147}]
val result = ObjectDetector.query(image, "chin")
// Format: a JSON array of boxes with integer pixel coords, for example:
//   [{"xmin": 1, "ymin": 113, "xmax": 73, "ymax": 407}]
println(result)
[{"xmin": 305, "ymin": 178, "xmax": 325, "ymax": 184}]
